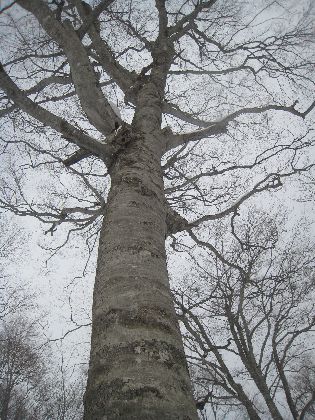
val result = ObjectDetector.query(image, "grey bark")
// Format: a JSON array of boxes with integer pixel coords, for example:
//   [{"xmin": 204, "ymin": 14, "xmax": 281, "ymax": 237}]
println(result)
[{"xmin": 83, "ymin": 80, "xmax": 198, "ymax": 419}]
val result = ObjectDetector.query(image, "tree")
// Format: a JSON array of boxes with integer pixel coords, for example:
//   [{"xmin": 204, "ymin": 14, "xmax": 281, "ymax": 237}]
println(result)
[
  {"xmin": 174, "ymin": 211, "xmax": 315, "ymax": 419},
  {"xmin": 291, "ymin": 357, "xmax": 315, "ymax": 420},
  {"xmin": 0, "ymin": 1, "xmax": 314, "ymax": 418},
  {"xmin": 0, "ymin": 316, "xmax": 47, "ymax": 420},
  {"xmin": 0, "ymin": 214, "xmax": 44, "ymax": 419},
  {"xmin": 0, "ymin": 215, "xmax": 31, "ymax": 321},
  {"xmin": 0, "ymin": 214, "xmax": 86, "ymax": 419},
  {"xmin": 0, "ymin": 315, "xmax": 87, "ymax": 420},
  {"xmin": 39, "ymin": 348, "xmax": 87, "ymax": 420}
]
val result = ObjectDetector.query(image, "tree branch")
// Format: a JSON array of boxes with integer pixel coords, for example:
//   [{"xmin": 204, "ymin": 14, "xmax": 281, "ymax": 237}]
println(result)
[
  {"xmin": 72, "ymin": 0, "xmax": 136, "ymax": 94},
  {"xmin": 166, "ymin": 101, "xmax": 315, "ymax": 151},
  {"xmin": 0, "ymin": 62, "xmax": 108, "ymax": 160},
  {"xmin": 18, "ymin": 0, "xmax": 121, "ymax": 136},
  {"xmin": 76, "ymin": 0, "xmax": 115, "ymax": 39},
  {"xmin": 169, "ymin": 1, "xmax": 219, "ymax": 41}
]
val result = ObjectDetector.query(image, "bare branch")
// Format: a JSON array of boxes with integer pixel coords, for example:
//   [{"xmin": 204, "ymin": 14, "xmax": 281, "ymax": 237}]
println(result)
[
  {"xmin": 166, "ymin": 101, "xmax": 315, "ymax": 151},
  {"xmin": 18, "ymin": 0, "xmax": 121, "ymax": 135},
  {"xmin": 0, "ymin": 62, "xmax": 107, "ymax": 159}
]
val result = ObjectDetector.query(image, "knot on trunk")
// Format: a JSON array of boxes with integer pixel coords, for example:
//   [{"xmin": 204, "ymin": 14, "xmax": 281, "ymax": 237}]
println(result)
[
  {"xmin": 106, "ymin": 124, "xmax": 143, "ymax": 172},
  {"xmin": 107, "ymin": 123, "xmax": 135, "ymax": 153}
]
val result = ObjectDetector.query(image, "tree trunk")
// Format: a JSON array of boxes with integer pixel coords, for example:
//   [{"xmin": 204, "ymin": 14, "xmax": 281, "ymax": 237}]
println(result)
[{"xmin": 83, "ymin": 101, "xmax": 198, "ymax": 419}]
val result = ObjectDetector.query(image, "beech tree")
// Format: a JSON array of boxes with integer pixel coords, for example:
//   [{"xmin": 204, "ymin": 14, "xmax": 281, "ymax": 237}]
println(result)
[{"xmin": 0, "ymin": 1, "xmax": 314, "ymax": 419}]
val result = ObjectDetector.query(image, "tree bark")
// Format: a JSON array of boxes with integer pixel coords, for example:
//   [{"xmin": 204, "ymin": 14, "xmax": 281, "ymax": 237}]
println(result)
[{"xmin": 84, "ymin": 85, "xmax": 198, "ymax": 419}]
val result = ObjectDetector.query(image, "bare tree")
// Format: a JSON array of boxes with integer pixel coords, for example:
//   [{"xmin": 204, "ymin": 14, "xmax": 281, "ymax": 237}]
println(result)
[
  {"xmin": 0, "ymin": 214, "xmax": 85, "ymax": 420},
  {"xmin": 0, "ymin": 213, "xmax": 36, "ymax": 322},
  {"xmin": 174, "ymin": 212, "xmax": 315, "ymax": 419},
  {"xmin": 0, "ymin": 1, "xmax": 314, "ymax": 418},
  {"xmin": 0, "ymin": 314, "xmax": 87, "ymax": 420},
  {"xmin": 43, "ymin": 352, "xmax": 86, "ymax": 420},
  {"xmin": 0, "ymin": 317, "xmax": 47, "ymax": 420},
  {"xmin": 291, "ymin": 357, "xmax": 315, "ymax": 420}
]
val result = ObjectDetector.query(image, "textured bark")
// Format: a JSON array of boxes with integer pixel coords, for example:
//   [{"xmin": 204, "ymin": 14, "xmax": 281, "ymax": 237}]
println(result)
[{"xmin": 84, "ymin": 83, "xmax": 198, "ymax": 419}]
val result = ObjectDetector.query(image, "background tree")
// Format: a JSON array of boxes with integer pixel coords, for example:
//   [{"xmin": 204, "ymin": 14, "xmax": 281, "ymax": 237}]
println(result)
[
  {"xmin": 0, "ymin": 316, "xmax": 47, "ymax": 420},
  {"xmin": 0, "ymin": 315, "xmax": 87, "ymax": 420},
  {"xmin": 0, "ymin": 216, "xmax": 31, "ymax": 321},
  {"xmin": 291, "ymin": 357, "xmax": 315, "ymax": 420},
  {"xmin": 174, "ymin": 211, "xmax": 315, "ymax": 419},
  {"xmin": 0, "ymin": 214, "xmax": 85, "ymax": 420},
  {"xmin": 0, "ymin": 213, "xmax": 43, "ymax": 419},
  {"xmin": 0, "ymin": 1, "xmax": 314, "ymax": 419},
  {"xmin": 40, "ymin": 352, "xmax": 86, "ymax": 420}
]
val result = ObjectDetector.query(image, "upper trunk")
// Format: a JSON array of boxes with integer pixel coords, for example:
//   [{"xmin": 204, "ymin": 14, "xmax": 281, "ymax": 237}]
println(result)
[{"xmin": 84, "ymin": 82, "xmax": 198, "ymax": 419}]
